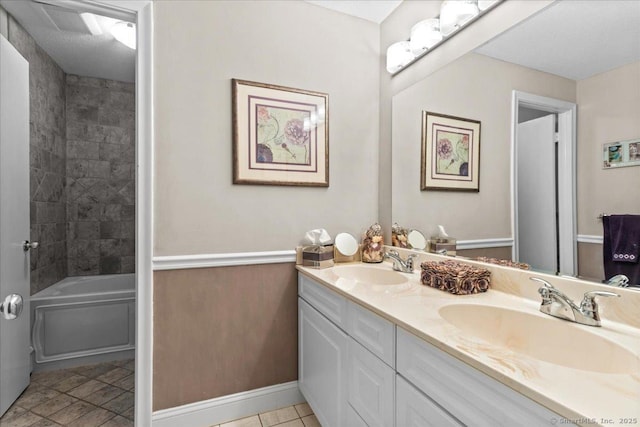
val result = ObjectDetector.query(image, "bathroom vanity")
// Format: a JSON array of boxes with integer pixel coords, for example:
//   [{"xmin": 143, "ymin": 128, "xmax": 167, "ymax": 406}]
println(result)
[{"xmin": 297, "ymin": 253, "xmax": 640, "ymax": 427}]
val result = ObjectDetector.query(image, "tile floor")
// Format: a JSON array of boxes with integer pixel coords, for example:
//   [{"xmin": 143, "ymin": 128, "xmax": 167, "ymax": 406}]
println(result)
[
  {"xmin": 0, "ymin": 359, "xmax": 134, "ymax": 427},
  {"xmin": 0, "ymin": 359, "xmax": 317, "ymax": 427},
  {"xmin": 214, "ymin": 403, "xmax": 319, "ymax": 427}
]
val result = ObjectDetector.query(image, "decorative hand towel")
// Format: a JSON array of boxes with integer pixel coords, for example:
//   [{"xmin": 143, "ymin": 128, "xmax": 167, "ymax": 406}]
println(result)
[{"xmin": 603, "ymin": 215, "xmax": 640, "ymax": 286}]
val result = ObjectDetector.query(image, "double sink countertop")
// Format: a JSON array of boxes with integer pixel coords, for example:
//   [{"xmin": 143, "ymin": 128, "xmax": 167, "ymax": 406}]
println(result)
[{"xmin": 296, "ymin": 249, "xmax": 640, "ymax": 427}]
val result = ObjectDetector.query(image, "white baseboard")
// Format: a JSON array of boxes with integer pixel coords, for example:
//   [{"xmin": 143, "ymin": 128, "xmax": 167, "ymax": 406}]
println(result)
[{"xmin": 152, "ymin": 381, "xmax": 304, "ymax": 427}]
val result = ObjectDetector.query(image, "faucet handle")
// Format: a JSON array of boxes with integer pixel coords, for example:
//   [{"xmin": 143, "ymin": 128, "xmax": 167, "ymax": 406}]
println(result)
[
  {"xmin": 584, "ymin": 290, "xmax": 620, "ymax": 298},
  {"xmin": 530, "ymin": 277, "xmax": 555, "ymax": 289},
  {"xmin": 580, "ymin": 291, "xmax": 620, "ymax": 319}
]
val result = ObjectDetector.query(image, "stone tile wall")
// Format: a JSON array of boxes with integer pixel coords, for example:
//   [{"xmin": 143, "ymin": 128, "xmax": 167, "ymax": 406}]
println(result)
[
  {"xmin": 65, "ymin": 75, "xmax": 135, "ymax": 275},
  {"xmin": 7, "ymin": 15, "xmax": 67, "ymax": 294}
]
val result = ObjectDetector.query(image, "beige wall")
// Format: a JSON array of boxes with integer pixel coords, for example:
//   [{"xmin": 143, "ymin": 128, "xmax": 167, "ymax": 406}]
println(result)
[
  {"xmin": 391, "ymin": 53, "xmax": 576, "ymax": 240},
  {"xmin": 576, "ymin": 61, "xmax": 640, "ymax": 236},
  {"xmin": 154, "ymin": 0, "xmax": 380, "ymax": 256},
  {"xmin": 153, "ymin": 264, "xmax": 298, "ymax": 411},
  {"xmin": 152, "ymin": 0, "xmax": 380, "ymax": 411}
]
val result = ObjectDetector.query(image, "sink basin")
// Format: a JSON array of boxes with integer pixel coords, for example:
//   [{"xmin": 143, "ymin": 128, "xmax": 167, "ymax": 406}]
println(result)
[
  {"xmin": 332, "ymin": 265, "xmax": 408, "ymax": 286},
  {"xmin": 439, "ymin": 304, "xmax": 639, "ymax": 374}
]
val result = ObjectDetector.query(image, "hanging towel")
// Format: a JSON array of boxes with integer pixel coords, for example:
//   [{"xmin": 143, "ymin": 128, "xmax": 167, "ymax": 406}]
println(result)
[{"xmin": 603, "ymin": 214, "xmax": 640, "ymax": 286}]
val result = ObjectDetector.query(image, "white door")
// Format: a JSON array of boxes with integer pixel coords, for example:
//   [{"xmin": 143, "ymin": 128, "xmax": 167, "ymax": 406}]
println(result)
[
  {"xmin": 0, "ymin": 34, "xmax": 30, "ymax": 417},
  {"xmin": 516, "ymin": 115, "xmax": 557, "ymax": 273}
]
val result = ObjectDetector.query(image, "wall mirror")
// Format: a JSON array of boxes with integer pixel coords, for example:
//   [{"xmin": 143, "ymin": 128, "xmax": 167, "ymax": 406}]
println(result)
[{"xmin": 391, "ymin": 0, "xmax": 640, "ymax": 285}]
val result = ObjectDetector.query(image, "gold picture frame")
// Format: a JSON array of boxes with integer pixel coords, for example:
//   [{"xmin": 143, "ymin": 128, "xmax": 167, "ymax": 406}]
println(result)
[
  {"xmin": 232, "ymin": 79, "xmax": 329, "ymax": 186},
  {"xmin": 421, "ymin": 111, "xmax": 481, "ymax": 191}
]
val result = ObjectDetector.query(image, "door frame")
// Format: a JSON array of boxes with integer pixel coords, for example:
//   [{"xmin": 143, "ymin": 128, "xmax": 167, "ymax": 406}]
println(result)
[
  {"xmin": 510, "ymin": 90, "xmax": 577, "ymax": 276},
  {"xmin": 32, "ymin": 0, "xmax": 154, "ymax": 424}
]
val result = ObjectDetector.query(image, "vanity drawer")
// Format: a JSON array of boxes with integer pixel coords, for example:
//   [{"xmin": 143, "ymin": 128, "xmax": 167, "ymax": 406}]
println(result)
[
  {"xmin": 396, "ymin": 375, "xmax": 462, "ymax": 427},
  {"xmin": 347, "ymin": 338, "xmax": 395, "ymax": 427},
  {"xmin": 396, "ymin": 327, "xmax": 562, "ymax": 426},
  {"xmin": 299, "ymin": 274, "xmax": 348, "ymax": 329},
  {"xmin": 347, "ymin": 300, "xmax": 395, "ymax": 367}
]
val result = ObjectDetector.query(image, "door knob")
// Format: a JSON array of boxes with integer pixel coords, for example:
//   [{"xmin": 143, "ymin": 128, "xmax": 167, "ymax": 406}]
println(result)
[
  {"xmin": 23, "ymin": 240, "xmax": 38, "ymax": 251},
  {"xmin": 0, "ymin": 294, "xmax": 23, "ymax": 320}
]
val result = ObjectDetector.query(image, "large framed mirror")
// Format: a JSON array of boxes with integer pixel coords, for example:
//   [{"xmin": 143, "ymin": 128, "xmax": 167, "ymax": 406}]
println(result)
[{"xmin": 391, "ymin": 0, "xmax": 640, "ymax": 285}]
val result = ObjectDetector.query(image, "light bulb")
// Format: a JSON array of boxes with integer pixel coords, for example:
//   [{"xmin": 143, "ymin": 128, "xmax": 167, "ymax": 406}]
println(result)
[
  {"xmin": 478, "ymin": 0, "xmax": 498, "ymax": 11},
  {"xmin": 440, "ymin": 0, "xmax": 479, "ymax": 37},
  {"xmin": 111, "ymin": 21, "xmax": 136, "ymax": 50},
  {"xmin": 409, "ymin": 19, "xmax": 443, "ymax": 55},
  {"xmin": 386, "ymin": 41, "xmax": 414, "ymax": 73}
]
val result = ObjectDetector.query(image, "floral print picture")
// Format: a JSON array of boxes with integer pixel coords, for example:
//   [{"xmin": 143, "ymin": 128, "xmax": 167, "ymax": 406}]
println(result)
[
  {"xmin": 233, "ymin": 79, "xmax": 329, "ymax": 186},
  {"xmin": 421, "ymin": 112, "xmax": 480, "ymax": 191},
  {"xmin": 256, "ymin": 106, "xmax": 311, "ymax": 166}
]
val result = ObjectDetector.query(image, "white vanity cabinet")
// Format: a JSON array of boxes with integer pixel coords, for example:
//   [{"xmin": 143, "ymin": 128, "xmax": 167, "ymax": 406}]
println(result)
[{"xmin": 298, "ymin": 273, "xmax": 567, "ymax": 427}]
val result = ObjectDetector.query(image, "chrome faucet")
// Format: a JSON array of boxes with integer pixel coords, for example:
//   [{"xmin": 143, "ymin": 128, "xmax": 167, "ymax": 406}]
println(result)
[
  {"xmin": 385, "ymin": 250, "xmax": 417, "ymax": 273},
  {"xmin": 606, "ymin": 274, "xmax": 629, "ymax": 287},
  {"xmin": 531, "ymin": 277, "xmax": 620, "ymax": 327}
]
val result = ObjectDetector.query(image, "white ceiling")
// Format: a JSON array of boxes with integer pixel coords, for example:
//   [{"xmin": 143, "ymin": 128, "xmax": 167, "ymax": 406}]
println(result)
[
  {"xmin": 305, "ymin": 0, "xmax": 402, "ymax": 23},
  {"xmin": 3, "ymin": 0, "xmax": 638, "ymax": 84},
  {"xmin": 1, "ymin": 0, "xmax": 135, "ymax": 83},
  {"xmin": 475, "ymin": 0, "xmax": 640, "ymax": 81}
]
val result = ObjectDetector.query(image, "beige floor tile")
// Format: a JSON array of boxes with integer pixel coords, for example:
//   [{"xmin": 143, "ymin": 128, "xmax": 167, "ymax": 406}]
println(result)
[
  {"xmin": 120, "ymin": 406, "xmax": 134, "ymax": 420},
  {"xmin": 101, "ymin": 391, "xmax": 134, "ymax": 414},
  {"xmin": 121, "ymin": 360, "xmax": 135, "ymax": 371},
  {"xmin": 301, "ymin": 414, "xmax": 321, "ymax": 427},
  {"xmin": 260, "ymin": 406, "xmax": 299, "ymax": 427},
  {"xmin": 294, "ymin": 403, "xmax": 313, "ymax": 418},
  {"xmin": 100, "ymin": 415, "xmax": 134, "ymax": 427},
  {"xmin": 0, "ymin": 411, "xmax": 43, "ymax": 427},
  {"xmin": 30, "ymin": 393, "xmax": 77, "ymax": 417},
  {"xmin": 48, "ymin": 400, "xmax": 97, "ymax": 424},
  {"xmin": 30, "ymin": 370, "xmax": 69, "ymax": 388},
  {"xmin": 66, "ymin": 407, "xmax": 115, "ymax": 427},
  {"xmin": 95, "ymin": 368, "xmax": 130, "ymax": 385},
  {"xmin": 14, "ymin": 388, "xmax": 60, "ymax": 410},
  {"xmin": 112, "ymin": 374, "xmax": 134, "ymax": 391},
  {"xmin": 52, "ymin": 374, "xmax": 90, "ymax": 393},
  {"xmin": 220, "ymin": 415, "xmax": 262, "ymax": 427},
  {"xmin": 67, "ymin": 379, "xmax": 108, "ymax": 399},
  {"xmin": 83, "ymin": 385, "xmax": 124, "ymax": 406},
  {"xmin": 73, "ymin": 363, "xmax": 113, "ymax": 379},
  {"xmin": 273, "ymin": 420, "xmax": 304, "ymax": 427},
  {"xmin": 0, "ymin": 404, "xmax": 28, "ymax": 422},
  {"xmin": 29, "ymin": 418, "xmax": 63, "ymax": 426}
]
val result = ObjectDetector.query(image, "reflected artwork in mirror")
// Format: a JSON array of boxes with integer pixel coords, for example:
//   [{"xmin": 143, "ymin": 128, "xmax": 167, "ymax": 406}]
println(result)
[{"xmin": 391, "ymin": 0, "xmax": 640, "ymax": 286}]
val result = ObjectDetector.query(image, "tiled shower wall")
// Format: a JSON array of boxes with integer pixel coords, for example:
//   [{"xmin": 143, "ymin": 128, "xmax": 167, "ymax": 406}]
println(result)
[
  {"xmin": 6, "ymin": 15, "xmax": 68, "ymax": 294},
  {"xmin": 66, "ymin": 75, "xmax": 136, "ymax": 275}
]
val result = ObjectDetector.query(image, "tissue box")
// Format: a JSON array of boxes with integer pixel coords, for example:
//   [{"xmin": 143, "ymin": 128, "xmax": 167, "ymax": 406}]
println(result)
[
  {"xmin": 302, "ymin": 245, "xmax": 335, "ymax": 268},
  {"xmin": 428, "ymin": 238, "xmax": 457, "ymax": 256}
]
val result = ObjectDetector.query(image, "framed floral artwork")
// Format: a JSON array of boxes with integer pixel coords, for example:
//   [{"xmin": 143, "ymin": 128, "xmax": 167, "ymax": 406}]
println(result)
[
  {"xmin": 232, "ymin": 79, "xmax": 329, "ymax": 186},
  {"xmin": 421, "ymin": 111, "xmax": 481, "ymax": 191}
]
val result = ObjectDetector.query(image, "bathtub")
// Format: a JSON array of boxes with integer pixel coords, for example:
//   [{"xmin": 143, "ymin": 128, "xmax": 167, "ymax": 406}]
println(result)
[{"xmin": 30, "ymin": 274, "xmax": 135, "ymax": 371}]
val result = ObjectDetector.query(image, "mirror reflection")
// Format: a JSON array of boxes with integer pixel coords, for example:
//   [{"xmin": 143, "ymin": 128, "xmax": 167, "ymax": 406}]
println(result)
[{"xmin": 391, "ymin": 0, "xmax": 640, "ymax": 285}]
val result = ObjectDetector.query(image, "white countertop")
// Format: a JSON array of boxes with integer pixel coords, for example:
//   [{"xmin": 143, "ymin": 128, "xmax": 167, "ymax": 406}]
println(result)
[{"xmin": 297, "ymin": 256, "xmax": 640, "ymax": 427}]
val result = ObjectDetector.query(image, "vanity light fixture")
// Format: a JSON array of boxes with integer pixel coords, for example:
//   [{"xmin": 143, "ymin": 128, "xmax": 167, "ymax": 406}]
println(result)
[
  {"xmin": 387, "ymin": 0, "xmax": 503, "ymax": 75},
  {"xmin": 110, "ymin": 21, "xmax": 136, "ymax": 50}
]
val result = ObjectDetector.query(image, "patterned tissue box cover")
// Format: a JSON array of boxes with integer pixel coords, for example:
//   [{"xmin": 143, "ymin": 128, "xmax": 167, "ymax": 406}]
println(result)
[{"xmin": 420, "ymin": 260, "xmax": 491, "ymax": 295}]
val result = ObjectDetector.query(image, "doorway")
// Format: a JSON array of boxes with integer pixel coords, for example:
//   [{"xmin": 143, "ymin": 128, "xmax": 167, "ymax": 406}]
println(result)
[
  {"xmin": 0, "ymin": 0, "xmax": 152, "ymax": 424},
  {"xmin": 511, "ymin": 91, "xmax": 577, "ymax": 276}
]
